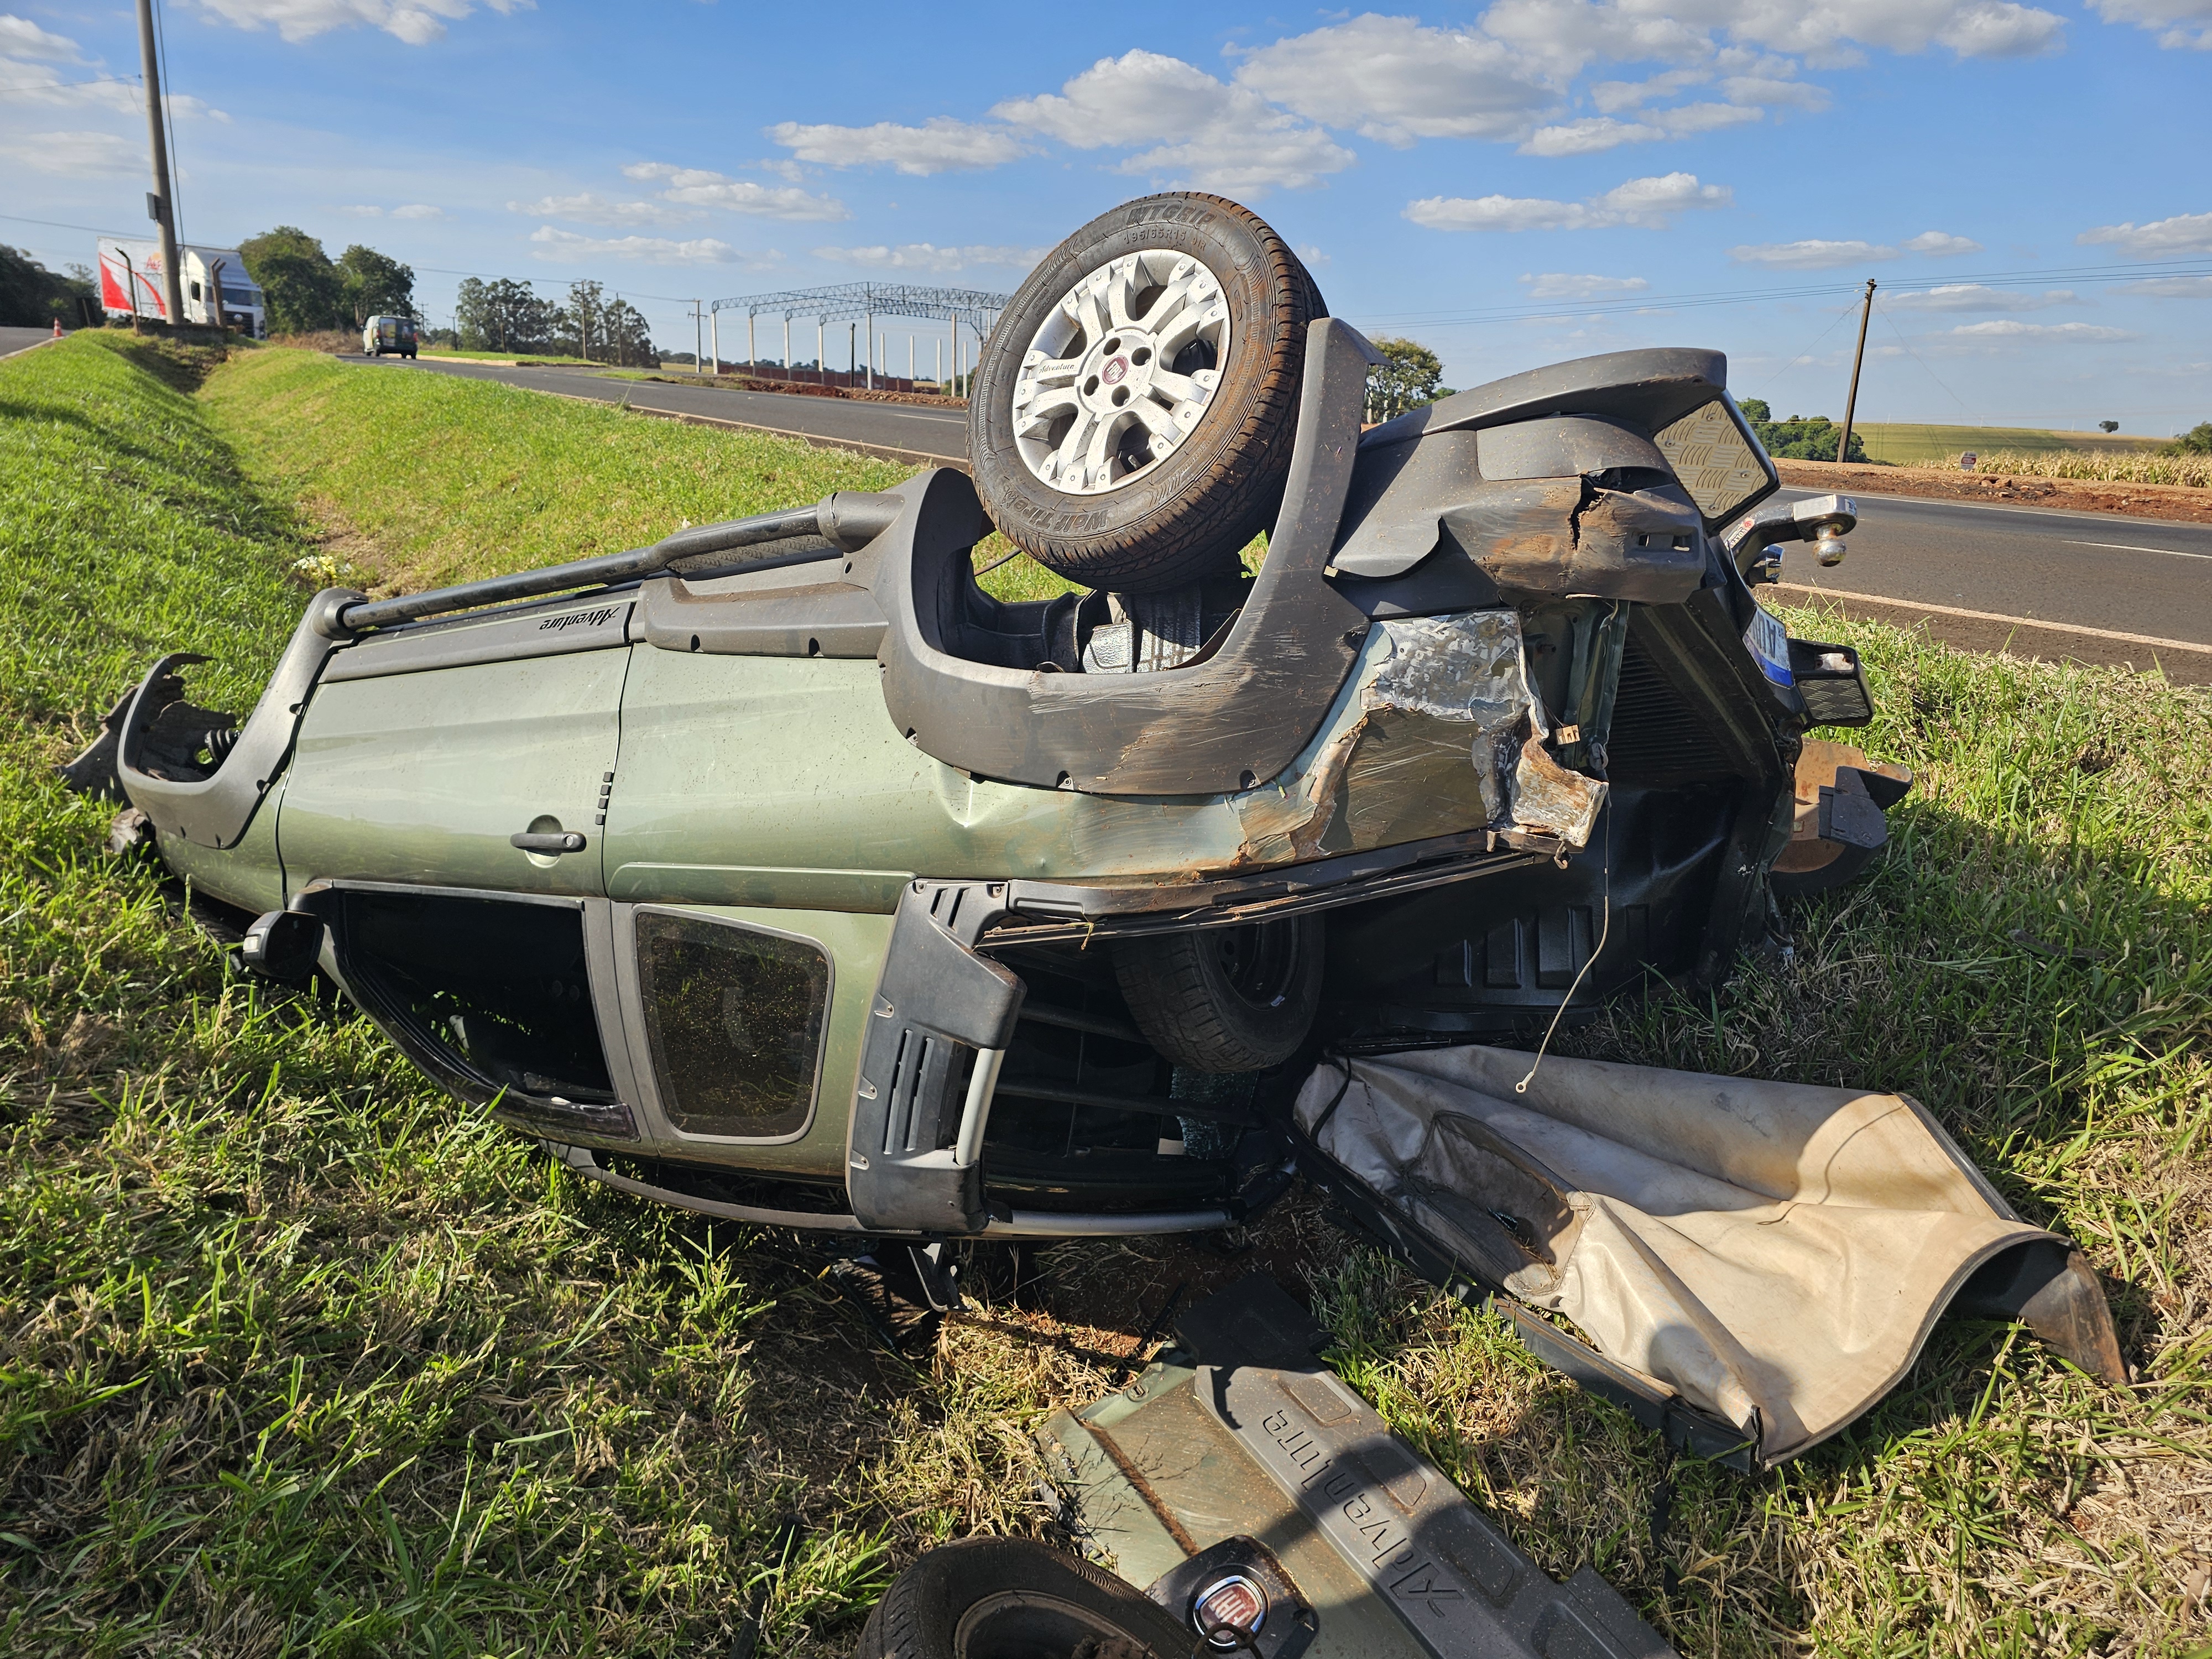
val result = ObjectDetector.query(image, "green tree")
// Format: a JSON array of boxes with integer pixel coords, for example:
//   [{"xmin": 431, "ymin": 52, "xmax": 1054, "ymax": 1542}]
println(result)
[
  {"xmin": 1366, "ymin": 336, "xmax": 1453, "ymax": 422},
  {"xmin": 1735, "ymin": 398, "xmax": 1870, "ymax": 463},
  {"xmin": 553, "ymin": 279, "xmax": 607, "ymax": 359},
  {"xmin": 0, "ymin": 245, "xmax": 94, "ymax": 326},
  {"xmin": 238, "ymin": 227, "xmax": 343, "ymax": 333},
  {"xmin": 2163, "ymin": 421, "xmax": 2212, "ymax": 456},
  {"xmin": 598, "ymin": 296, "xmax": 656, "ymax": 367},
  {"xmin": 336, "ymin": 244, "xmax": 414, "ymax": 326},
  {"xmin": 455, "ymin": 276, "xmax": 553, "ymax": 352}
]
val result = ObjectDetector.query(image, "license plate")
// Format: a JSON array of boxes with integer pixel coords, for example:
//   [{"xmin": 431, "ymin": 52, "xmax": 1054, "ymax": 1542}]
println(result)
[{"xmin": 1744, "ymin": 604, "xmax": 1793, "ymax": 687}]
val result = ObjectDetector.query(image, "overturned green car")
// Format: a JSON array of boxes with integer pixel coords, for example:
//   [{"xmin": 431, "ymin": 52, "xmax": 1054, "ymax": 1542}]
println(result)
[{"xmin": 66, "ymin": 194, "xmax": 2120, "ymax": 1469}]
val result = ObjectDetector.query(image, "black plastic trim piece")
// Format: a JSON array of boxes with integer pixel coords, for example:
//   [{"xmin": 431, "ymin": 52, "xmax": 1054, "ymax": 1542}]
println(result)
[
  {"xmin": 846, "ymin": 880, "xmax": 1025, "ymax": 1234},
  {"xmin": 116, "ymin": 587, "xmax": 363, "ymax": 850},
  {"xmin": 874, "ymin": 319, "xmax": 1381, "ymax": 796},
  {"xmin": 638, "ymin": 575, "xmax": 887, "ymax": 659}
]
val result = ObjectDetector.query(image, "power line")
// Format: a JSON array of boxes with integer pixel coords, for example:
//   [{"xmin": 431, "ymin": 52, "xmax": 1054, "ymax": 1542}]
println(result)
[
  {"xmin": 0, "ymin": 74, "xmax": 144, "ymax": 92},
  {"xmin": 1349, "ymin": 254, "xmax": 2212, "ymax": 334}
]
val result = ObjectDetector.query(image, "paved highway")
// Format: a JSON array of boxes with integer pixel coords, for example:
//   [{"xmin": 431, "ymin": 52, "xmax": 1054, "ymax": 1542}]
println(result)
[
  {"xmin": 363, "ymin": 354, "xmax": 2211, "ymax": 682},
  {"xmin": 1, "ymin": 326, "xmax": 60, "ymax": 357},
  {"xmin": 374, "ymin": 353, "xmax": 968, "ymax": 463},
  {"xmin": 1767, "ymin": 487, "xmax": 2212, "ymax": 680}
]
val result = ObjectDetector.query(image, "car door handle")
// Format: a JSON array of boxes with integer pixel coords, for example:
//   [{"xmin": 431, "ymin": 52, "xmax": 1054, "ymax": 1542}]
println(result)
[{"xmin": 511, "ymin": 831, "xmax": 587, "ymax": 853}]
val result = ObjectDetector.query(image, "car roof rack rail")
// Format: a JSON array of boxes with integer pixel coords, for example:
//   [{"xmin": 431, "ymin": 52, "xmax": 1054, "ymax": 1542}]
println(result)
[{"xmin": 331, "ymin": 490, "xmax": 906, "ymax": 635}]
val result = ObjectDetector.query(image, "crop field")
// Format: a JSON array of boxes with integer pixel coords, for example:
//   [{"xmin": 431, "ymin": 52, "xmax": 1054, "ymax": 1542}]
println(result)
[
  {"xmin": 1963, "ymin": 450, "xmax": 2212, "ymax": 490},
  {"xmin": 2, "ymin": 336, "xmax": 2207, "ymax": 1656},
  {"xmin": 1854, "ymin": 423, "xmax": 2171, "ymax": 465}
]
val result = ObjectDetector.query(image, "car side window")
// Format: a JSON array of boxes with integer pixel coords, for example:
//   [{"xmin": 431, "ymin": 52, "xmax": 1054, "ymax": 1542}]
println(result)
[{"xmin": 635, "ymin": 911, "xmax": 829, "ymax": 1138}]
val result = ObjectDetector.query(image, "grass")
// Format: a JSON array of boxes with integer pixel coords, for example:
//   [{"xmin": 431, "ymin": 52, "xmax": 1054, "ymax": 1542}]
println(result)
[
  {"xmin": 1855, "ymin": 424, "xmax": 2171, "ymax": 465},
  {"xmin": 201, "ymin": 345, "xmax": 1072, "ymax": 601},
  {"xmin": 417, "ymin": 349, "xmax": 607, "ymax": 367},
  {"xmin": 3, "ymin": 333, "xmax": 2208, "ymax": 1654}
]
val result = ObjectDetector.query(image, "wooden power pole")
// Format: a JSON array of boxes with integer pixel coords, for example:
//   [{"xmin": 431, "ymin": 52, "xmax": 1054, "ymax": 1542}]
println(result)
[
  {"xmin": 135, "ymin": 0, "xmax": 185, "ymax": 329},
  {"xmin": 1837, "ymin": 278, "xmax": 1876, "ymax": 466}
]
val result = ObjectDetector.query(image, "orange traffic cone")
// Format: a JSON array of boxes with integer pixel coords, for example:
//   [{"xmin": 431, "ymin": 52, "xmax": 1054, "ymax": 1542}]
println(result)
[{"xmin": 52, "ymin": 318, "xmax": 63, "ymax": 337}]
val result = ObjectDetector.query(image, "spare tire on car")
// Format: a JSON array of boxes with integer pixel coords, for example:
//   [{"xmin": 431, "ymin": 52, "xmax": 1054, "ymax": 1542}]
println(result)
[{"xmin": 968, "ymin": 192, "xmax": 1325, "ymax": 594}]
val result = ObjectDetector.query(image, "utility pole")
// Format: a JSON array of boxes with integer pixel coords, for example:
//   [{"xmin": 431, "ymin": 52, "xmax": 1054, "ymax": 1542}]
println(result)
[
  {"xmin": 1837, "ymin": 278, "xmax": 1876, "ymax": 467},
  {"xmin": 691, "ymin": 299, "xmax": 702, "ymax": 375},
  {"xmin": 135, "ymin": 0, "xmax": 184, "ymax": 330}
]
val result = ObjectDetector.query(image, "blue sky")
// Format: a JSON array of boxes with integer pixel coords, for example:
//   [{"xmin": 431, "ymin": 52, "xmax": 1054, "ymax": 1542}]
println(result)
[{"xmin": 6, "ymin": 0, "xmax": 2208, "ymax": 432}]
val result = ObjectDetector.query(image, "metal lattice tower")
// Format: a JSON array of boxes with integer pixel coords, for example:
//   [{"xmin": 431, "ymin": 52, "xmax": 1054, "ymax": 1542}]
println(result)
[{"xmin": 706, "ymin": 280, "xmax": 1015, "ymax": 388}]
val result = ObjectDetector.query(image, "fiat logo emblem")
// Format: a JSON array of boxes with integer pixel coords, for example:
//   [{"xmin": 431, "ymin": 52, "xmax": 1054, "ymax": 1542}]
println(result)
[
  {"xmin": 1192, "ymin": 1573, "xmax": 1267, "ymax": 1647},
  {"xmin": 1101, "ymin": 355, "xmax": 1130, "ymax": 385}
]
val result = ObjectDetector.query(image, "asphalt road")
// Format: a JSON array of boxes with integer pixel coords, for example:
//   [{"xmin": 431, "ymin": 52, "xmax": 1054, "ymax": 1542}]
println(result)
[
  {"xmin": 370, "ymin": 353, "xmax": 969, "ymax": 463},
  {"xmin": 0, "ymin": 326, "xmax": 60, "ymax": 358},
  {"xmin": 359, "ymin": 354, "xmax": 2212, "ymax": 681},
  {"xmin": 1767, "ymin": 487, "xmax": 2212, "ymax": 680}
]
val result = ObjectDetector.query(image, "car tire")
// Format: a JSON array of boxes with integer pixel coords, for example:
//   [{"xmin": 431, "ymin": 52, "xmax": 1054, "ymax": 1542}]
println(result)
[
  {"xmin": 1113, "ymin": 915, "xmax": 1324, "ymax": 1073},
  {"xmin": 855, "ymin": 1537, "xmax": 1192, "ymax": 1659},
  {"xmin": 969, "ymin": 193, "xmax": 1324, "ymax": 594}
]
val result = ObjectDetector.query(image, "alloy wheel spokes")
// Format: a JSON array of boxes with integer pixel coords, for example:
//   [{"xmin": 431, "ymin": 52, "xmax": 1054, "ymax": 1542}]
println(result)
[{"xmin": 1010, "ymin": 248, "xmax": 1232, "ymax": 497}]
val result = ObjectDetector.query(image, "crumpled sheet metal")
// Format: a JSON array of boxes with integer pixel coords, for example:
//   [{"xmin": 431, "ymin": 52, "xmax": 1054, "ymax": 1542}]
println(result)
[
  {"xmin": 1227, "ymin": 609, "xmax": 1606, "ymax": 865},
  {"xmin": 1295, "ymin": 1044, "xmax": 2060, "ymax": 1464}
]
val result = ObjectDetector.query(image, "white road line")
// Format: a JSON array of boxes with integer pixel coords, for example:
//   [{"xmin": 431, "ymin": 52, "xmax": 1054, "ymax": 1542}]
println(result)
[
  {"xmin": 1780, "ymin": 485, "xmax": 2212, "ymax": 536},
  {"xmin": 1773, "ymin": 583, "xmax": 2212, "ymax": 655},
  {"xmin": 2064, "ymin": 539, "xmax": 2212, "ymax": 560}
]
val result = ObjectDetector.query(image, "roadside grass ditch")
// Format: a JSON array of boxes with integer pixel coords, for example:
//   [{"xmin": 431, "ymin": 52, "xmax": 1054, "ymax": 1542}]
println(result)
[{"xmin": 2, "ymin": 335, "xmax": 2206, "ymax": 1656}]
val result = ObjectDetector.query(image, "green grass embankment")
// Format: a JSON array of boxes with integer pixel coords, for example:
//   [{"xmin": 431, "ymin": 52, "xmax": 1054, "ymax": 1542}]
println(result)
[
  {"xmin": 2, "ymin": 335, "xmax": 2208, "ymax": 1655},
  {"xmin": 0, "ymin": 335, "xmax": 946, "ymax": 1656},
  {"xmin": 202, "ymin": 346, "xmax": 1073, "ymax": 601}
]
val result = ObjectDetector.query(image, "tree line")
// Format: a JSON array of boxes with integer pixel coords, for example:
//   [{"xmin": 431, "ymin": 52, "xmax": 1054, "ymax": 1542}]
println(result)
[
  {"xmin": 0, "ymin": 246, "xmax": 95, "ymax": 327},
  {"xmin": 237, "ymin": 228, "xmax": 417, "ymax": 333},
  {"xmin": 450, "ymin": 276, "xmax": 656, "ymax": 364},
  {"xmin": 232, "ymin": 231, "xmax": 655, "ymax": 363},
  {"xmin": 1735, "ymin": 399, "xmax": 1874, "ymax": 464}
]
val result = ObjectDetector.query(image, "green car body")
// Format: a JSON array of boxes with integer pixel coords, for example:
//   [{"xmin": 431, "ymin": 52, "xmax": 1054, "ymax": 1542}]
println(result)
[{"xmin": 96, "ymin": 322, "xmax": 1890, "ymax": 1246}]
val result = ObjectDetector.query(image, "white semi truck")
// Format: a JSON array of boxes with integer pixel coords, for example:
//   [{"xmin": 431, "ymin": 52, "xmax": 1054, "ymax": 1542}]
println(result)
[{"xmin": 97, "ymin": 239, "xmax": 267, "ymax": 336}]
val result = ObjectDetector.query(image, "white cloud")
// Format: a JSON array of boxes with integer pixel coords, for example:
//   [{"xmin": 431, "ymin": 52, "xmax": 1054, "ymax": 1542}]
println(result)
[
  {"xmin": 1, "ymin": 60, "xmax": 226, "ymax": 119},
  {"xmin": 512, "ymin": 192, "xmax": 693, "ymax": 228},
  {"xmin": 765, "ymin": 118, "xmax": 1027, "ymax": 176},
  {"xmin": 2115, "ymin": 274, "xmax": 2212, "ymax": 297},
  {"xmin": 2086, "ymin": 0, "xmax": 2212, "ymax": 49},
  {"xmin": 0, "ymin": 15, "xmax": 84, "ymax": 59},
  {"xmin": 623, "ymin": 161, "xmax": 848, "ymax": 220},
  {"xmin": 0, "ymin": 128, "xmax": 139, "ymax": 175},
  {"xmin": 1520, "ymin": 272, "xmax": 1652, "ymax": 299},
  {"xmin": 1228, "ymin": 14, "xmax": 1556, "ymax": 145},
  {"xmin": 191, "ymin": 0, "xmax": 533, "ymax": 46},
  {"xmin": 993, "ymin": 50, "xmax": 1353, "ymax": 195},
  {"xmin": 1522, "ymin": 271, "xmax": 1663, "ymax": 301},
  {"xmin": 1902, "ymin": 229, "xmax": 1983, "ymax": 255},
  {"xmin": 812, "ymin": 243, "xmax": 1046, "ymax": 274},
  {"xmin": 2077, "ymin": 211, "xmax": 2212, "ymax": 257},
  {"xmin": 1479, "ymin": 0, "xmax": 2063, "ymax": 67},
  {"xmin": 1945, "ymin": 320, "xmax": 2132, "ymax": 342},
  {"xmin": 528, "ymin": 226, "xmax": 778, "ymax": 268},
  {"xmin": 1730, "ymin": 238, "xmax": 1898, "ymax": 268},
  {"xmin": 338, "ymin": 201, "xmax": 444, "ymax": 220},
  {"xmin": 1408, "ymin": 171, "xmax": 1731, "ymax": 231},
  {"xmin": 1520, "ymin": 101, "xmax": 1762, "ymax": 154},
  {"xmin": 1883, "ymin": 284, "xmax": 2078, "ymax": 310}
]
